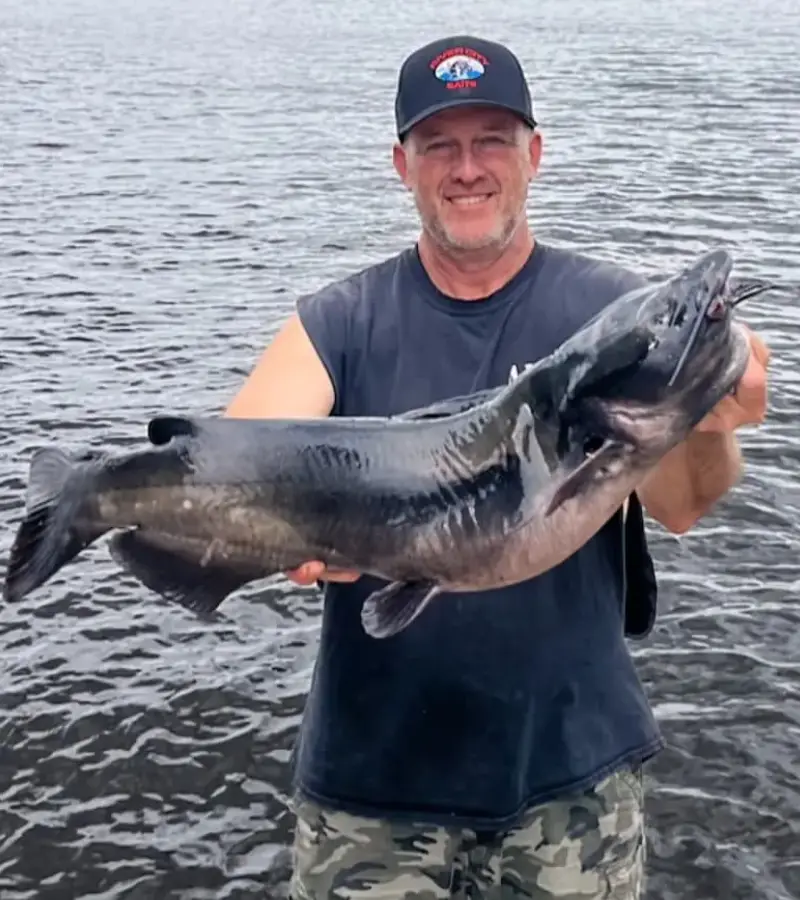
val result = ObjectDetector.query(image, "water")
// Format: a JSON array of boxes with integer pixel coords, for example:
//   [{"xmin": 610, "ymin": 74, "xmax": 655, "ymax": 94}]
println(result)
[{"xmin": 1, "ymin": 0, "xmax": 798, "ymax": 897}]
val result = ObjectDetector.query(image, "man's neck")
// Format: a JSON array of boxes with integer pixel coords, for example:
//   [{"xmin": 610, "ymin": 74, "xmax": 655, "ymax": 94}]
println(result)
[{"xmin": 417, "ymin": 227, "xmax": 535, "ymax": 301}]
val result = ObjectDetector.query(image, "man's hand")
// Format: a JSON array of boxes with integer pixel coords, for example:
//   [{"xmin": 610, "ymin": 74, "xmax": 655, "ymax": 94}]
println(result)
[
  {"xmin": 285, "ymin": 562, "xmax": 361, "ymax": 586},
  {"xmin": 695, "ymin": 325, "xmax": 771, "ymax": 434}
]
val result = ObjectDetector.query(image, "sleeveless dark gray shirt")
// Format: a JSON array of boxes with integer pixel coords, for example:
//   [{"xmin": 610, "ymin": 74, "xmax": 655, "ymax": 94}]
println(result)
[{"xmin": 291, "ymin": 241, "xmax": 664, "ymax": 829}]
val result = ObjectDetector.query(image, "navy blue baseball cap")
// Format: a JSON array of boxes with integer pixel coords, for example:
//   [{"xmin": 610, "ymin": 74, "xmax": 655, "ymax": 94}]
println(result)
[{"xmin": 395, "ymin": 35, "xmax": 537, "ymax": 140}]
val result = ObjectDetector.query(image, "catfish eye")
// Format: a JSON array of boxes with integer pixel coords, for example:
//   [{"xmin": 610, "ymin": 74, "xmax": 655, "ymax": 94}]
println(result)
[{"xmin": 583, "ymin": 435, "xmax": 605, "ymax": 456}]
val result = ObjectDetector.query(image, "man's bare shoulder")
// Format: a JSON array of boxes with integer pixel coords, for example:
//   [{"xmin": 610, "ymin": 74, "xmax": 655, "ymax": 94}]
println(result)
[{"xmin": 225, "ymin": 250, "xmax": 411, "ymax": 420}]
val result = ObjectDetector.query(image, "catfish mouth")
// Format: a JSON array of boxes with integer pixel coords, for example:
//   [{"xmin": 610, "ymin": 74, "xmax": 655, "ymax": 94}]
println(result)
[
  {"xmin": 663, "ymin": 251, "xmax": 735, "ymax": 387},
  {"xmin": 555, "ymin": 251, "xmax": 773, "ymax": 425},
  {"xmin": 653, "ymin": 250, "xmax": 772, "ymax": 389}
]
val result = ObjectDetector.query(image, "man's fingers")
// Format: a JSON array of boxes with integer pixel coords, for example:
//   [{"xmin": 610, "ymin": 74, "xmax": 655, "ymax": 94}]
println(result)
[
  {"xmin": 750, "ymin": 331, "xmax": 771, "ymax": 368},
  {"xmin": 740, "ymin": 324, "xmax": 771, "ymax": 369},
  {"xmin": 284, "ymin": 562, "xmax": 361, "ymax": 585},
  {"xmin": 285, "ymin": 562, "xmax": 325, "ymax": 585},
  {"xmin": 323, "ymin": 568, "xmax": 362, "ymax": 583}
]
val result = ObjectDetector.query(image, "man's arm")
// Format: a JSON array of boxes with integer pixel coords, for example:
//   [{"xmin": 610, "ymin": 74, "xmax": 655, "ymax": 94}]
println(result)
[
  {"xmin": 225, "ymin": 313, "xmax": 335, "ymax": 420},
  {"xmin": 637, "ymin": 431, "xmax": 742, "ymax": 534},
  {"xmin": 224, "ymin": 312, "xmax": 360, "ymax": 585},
  {"xmin": 638, "ymin": 326, "xmax": 770, "ymax": 534}
]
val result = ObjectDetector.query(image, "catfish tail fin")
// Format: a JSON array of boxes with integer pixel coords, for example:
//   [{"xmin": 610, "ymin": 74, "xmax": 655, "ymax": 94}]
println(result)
[{"xmin": 3, "ymin": 448, "xmax": 107, "ymax": 603}]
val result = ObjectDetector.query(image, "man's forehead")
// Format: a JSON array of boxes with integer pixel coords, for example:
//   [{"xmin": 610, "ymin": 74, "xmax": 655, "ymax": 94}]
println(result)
[{"xmin": 413, "ymin": 106, "xmax": 522, "ymax": 137}]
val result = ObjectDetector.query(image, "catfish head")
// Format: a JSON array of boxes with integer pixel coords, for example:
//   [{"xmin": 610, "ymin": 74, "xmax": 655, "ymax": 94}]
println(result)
[{"xmin": 541, "ymin": 248, "xmax": 773, "ymax": 515}]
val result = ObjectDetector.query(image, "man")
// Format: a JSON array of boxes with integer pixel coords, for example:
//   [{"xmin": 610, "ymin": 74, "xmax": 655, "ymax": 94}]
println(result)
[{"xmin": 226, "ymin": 35, "xmax": 770, "ymax": 900}]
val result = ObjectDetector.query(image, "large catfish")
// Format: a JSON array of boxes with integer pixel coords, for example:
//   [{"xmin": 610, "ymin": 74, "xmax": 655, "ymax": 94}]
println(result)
[{"xmin": 3, "ymin": 249, "xmax": 770, "ymax": 638}]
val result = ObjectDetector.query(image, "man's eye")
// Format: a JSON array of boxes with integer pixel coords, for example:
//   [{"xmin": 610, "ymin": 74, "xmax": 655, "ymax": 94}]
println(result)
[{"xmin": 479, "ymin": 135, "xmax": 511, "ymax": 147}]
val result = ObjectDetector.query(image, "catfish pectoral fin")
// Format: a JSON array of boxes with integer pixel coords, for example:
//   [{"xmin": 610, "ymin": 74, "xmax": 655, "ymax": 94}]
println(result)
[
  {"xmin": 108, "ymin": 531, "xmax": 254, "ymax": 617},
  {"xmin": 360, "ymin": 580, "xmax": 441, "ymax": 639},
  {"xmin": 544, "ymin": 440, "xmax": 628, "ymax": 517}
]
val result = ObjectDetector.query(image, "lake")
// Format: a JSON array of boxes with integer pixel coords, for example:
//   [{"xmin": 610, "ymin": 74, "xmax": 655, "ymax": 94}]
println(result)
[{"xmin": 1, "ymin": 0, "xmax": 798, "ymax": 897}]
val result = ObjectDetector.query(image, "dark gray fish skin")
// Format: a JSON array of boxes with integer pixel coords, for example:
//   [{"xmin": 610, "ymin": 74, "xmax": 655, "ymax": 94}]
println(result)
[{"xmin": 2, "ymin": 249, "xmax": 772, "ymax": 639}]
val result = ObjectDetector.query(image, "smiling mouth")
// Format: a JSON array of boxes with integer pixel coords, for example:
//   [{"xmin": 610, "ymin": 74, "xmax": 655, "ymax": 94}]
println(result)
[{"xmin": 447, "ymin": 193, "xmax": 494, "ymax": 207}]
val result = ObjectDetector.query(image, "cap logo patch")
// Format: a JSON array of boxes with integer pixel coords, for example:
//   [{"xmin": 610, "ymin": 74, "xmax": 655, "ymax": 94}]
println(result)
[{"xmin": 430, "ymin": 47, "xmax": 488, "ymax": 91}]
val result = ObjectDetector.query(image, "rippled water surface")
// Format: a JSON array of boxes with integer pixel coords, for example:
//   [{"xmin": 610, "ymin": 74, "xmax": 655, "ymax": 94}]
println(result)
[{"xmin": 1, "ymin": 0, "xmax": 799, "ymax": 897}]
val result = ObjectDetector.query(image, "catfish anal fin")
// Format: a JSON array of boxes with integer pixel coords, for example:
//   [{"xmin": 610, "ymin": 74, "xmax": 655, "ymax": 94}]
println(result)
[
  {"xmin": 108, "ymin": 531, "xmax": 251, "ymax": 617},
  {"xmin": 360, "ymin": 580, "xmax": 441, "ymax": 639}
]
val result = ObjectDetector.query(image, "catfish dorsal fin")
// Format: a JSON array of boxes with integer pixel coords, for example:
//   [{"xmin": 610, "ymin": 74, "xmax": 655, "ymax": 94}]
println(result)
[
  {"xmin": 394, "ymin": 388, "xmax": 500, "ymax": 422},
  {"xmin": 502, "ymin": 319, "xmax": 652, "ymax": 424}
]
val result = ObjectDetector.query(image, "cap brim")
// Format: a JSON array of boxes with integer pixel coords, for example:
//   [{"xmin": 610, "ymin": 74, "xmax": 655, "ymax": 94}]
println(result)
[{"xmin": 398, "ymin": 98, "xmax": 537, "ymax": 140}]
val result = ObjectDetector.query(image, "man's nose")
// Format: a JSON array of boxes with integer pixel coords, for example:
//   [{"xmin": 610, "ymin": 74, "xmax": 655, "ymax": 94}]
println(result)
[{"xmin": 449, "ymin": 146, "xmax": 484, "ymax": 183}]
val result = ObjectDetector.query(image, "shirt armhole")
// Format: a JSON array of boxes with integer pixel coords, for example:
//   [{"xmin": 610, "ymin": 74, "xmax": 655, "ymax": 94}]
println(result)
[
  {"xmin": 622, "ymin": 492, "xmax": 658, "ymax": 639},
  {"xmin": 296, "ymin": 287, "xmax": 351, "ymax": 416}
]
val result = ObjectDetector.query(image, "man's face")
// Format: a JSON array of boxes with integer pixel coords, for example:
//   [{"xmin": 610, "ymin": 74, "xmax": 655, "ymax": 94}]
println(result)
[{"xmin": 393, "ymin": 105, "xmax": 542, "ymax": 256}]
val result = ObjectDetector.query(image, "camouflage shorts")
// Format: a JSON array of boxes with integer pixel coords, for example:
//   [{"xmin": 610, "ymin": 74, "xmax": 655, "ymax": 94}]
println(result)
[{"xmin": 289, "ymin": 767, "xmax": 646, "ymax": 899}]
